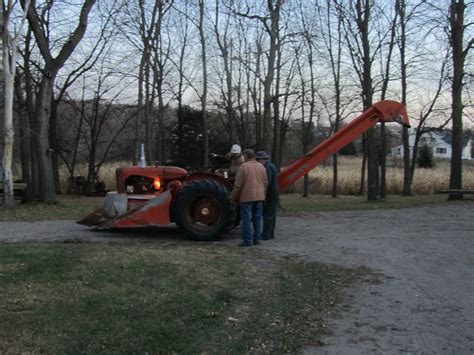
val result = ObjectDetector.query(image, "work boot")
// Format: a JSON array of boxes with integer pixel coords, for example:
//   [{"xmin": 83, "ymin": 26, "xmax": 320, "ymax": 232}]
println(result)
[{"xmin": 238, "ymin": 242, "xmax": 252, "ymax": 247}]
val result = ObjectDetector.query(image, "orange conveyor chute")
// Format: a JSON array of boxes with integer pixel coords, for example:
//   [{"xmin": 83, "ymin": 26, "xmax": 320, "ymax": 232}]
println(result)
[{"xmin": 277, "ymin": 100, "xmax": 410, "ymax": 192}]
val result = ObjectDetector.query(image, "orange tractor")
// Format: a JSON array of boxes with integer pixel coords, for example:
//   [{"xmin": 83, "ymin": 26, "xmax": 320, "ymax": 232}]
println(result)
[{"xmin": 78, "ymin": 100, "xmax": 410, "ymax": 240}]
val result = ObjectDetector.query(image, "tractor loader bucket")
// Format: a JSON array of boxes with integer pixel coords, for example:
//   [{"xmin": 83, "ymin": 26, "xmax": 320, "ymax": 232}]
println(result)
[
  {"xmin": 77, "ymin": 190, "xmax": 173, "ymax": 229},
  {"xmin": 77, "ymin": 207, "xmax": 114, "ymax": 227}
]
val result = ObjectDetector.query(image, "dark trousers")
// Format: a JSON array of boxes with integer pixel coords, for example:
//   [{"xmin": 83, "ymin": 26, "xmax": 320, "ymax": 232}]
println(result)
[
  {"xmin": 262, "ymin": 198, "xmax": 278, "ymax": 240},
  {"xmin": 240, "ymin": 201, "xmax": 263, "ymax": 245}
]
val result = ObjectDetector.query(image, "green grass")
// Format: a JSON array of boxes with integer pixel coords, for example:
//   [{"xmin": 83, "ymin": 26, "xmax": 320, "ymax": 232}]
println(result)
[
  {"xmin": 0, "ymin": 243, "xmax": 365, "ymax": 353},
  {"xmin": 279, "ymin": 193, "xmax": 468, "ymax": 215},
  {"xmin": 0, "ymin": 195, "xmax": 102, "ymax": 222},
  {"xmin": 1, "ymin": 193, "xmax": 467, "ymax": 222}
]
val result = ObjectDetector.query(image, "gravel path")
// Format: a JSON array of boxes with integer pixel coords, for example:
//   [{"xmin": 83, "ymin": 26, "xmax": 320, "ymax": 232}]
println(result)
[{"xmin": 1, "ymin": 202, "xmax": 473, "ymax": 353}]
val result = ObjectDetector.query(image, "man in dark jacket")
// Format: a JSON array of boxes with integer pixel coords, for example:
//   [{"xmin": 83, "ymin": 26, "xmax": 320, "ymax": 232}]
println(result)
[{"xmin": 256, "ymin": 151, "xmax": 279, "ymax": 240}]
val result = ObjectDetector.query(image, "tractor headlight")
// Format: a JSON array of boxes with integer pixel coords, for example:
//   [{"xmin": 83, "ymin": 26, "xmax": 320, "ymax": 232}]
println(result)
[{"xmin": 154, "ymin": 178, "xmax": 161, "ymax": 190}]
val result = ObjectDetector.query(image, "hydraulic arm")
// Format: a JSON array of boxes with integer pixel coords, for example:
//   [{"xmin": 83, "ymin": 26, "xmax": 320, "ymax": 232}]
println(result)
[{"xmin": 277, "ymin": 100, "xmax": 410, "ymax": 192}]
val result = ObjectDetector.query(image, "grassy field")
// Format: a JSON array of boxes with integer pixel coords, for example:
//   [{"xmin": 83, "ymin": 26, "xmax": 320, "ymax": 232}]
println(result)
[
  {"xmin": 0, "ymin": 243, "xmax": 368, "ymax": 353},
  {"xmin": 279, "ymin": 193, "xmax": 458, "ymax": 214}
]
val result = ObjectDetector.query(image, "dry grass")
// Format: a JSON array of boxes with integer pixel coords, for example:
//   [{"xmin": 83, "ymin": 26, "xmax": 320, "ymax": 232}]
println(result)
[
  {"xmin": 61, "ymin": 157, "xmax": 474, "ymax": 196},
  {"xmin": 288, "ymin": 156, "xmax": 474, "ymax": 195},
  {"xmin": 58, "ymin": 161, "xmax": 131, "ymax": 192}
]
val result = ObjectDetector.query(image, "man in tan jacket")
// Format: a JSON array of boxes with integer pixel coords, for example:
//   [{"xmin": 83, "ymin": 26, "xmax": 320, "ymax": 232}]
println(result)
[{"xmin": 230, "ymin": 149, "xmax": 268, "ymax": 246}]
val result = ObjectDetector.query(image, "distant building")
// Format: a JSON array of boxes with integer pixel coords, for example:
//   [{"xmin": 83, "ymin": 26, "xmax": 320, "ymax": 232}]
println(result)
[{"xmin": 391, "ymin": 128, "xmax": 472, "ymax": 160}]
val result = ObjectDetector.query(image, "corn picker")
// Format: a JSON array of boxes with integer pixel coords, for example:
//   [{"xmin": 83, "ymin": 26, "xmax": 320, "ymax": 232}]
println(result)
[{"xmin": 78, "ymin": 100, "xmax": 410, "ymax": 240}]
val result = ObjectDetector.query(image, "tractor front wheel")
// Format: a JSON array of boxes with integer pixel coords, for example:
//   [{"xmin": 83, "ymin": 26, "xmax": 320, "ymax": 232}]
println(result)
[{"xmin": 174, "ymin": 179, "xmax": 235, "ymax": 241}]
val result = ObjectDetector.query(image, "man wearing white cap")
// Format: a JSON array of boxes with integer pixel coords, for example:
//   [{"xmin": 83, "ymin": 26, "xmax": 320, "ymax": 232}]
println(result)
[{"xmin": 210, "ymin": 144, "xmax": 245, "ymax": 177}]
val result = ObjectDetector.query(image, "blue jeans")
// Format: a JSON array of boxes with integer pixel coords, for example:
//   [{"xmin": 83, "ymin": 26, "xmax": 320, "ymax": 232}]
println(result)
[
  {"xmin": 262, "ymin": 198, "xmax": 278, "ymax": 239},
  {"xmin": 240, "ymin": 201, "xmax": 263, "ymax": 245}
]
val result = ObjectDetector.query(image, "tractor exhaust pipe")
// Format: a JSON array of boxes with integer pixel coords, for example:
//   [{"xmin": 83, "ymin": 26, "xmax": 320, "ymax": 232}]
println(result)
[{"xmin": 140, "ymin": 143, "xmax": 146, "ymax": 168}]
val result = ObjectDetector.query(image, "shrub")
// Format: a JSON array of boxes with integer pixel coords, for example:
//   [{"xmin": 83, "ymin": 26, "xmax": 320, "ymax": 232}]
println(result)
[{"xmin": 417, "ymin": 144, "xmax": 435, "ymax": 168}]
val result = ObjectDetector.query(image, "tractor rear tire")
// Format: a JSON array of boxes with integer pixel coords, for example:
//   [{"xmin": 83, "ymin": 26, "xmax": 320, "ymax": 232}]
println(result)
[{"xmin": 174, "ymin": 179, "xmax": 235, "ymax": 241}]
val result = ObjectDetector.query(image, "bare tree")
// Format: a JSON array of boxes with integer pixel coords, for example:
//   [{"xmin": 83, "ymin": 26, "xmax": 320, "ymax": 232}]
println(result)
[
  {"xmin": 198, "ymin": 0, "xmax": 209, "ymax": 167},
  {"xmin": 85, "ymin": 85, "xmax": 134, "ymax": 191},
  {"xmin": 1, "ymin": 0, "xmax": 30, "ymax": 207},
  {"xmin": 397, "ymin": 0, "xmax": 412, "ymax": 196},
  {"xmin": 152, "ymin": 1, "xmax": 173, "ymax": 164},
  {"xmin": 233, "ymin": 15, "xmax": 259, "ymax": 149},
  {"xmin": 132, "ymin": 0, "xmax": 173, "ymax": 165},
  {"xmin": 14, "ymin": 27, "xmax": 38, "ymax": 200},
  {"xmin": 378, "ymin": 1, "xmax": 399, "ymax": 198},
  {"xmin": 276, "ymin": 46, "xmax": 300, "ymax": 168},
  {"xmin": 235, "ymin": 0, "xmax": 284, "ymax": 152},
  {"xmin": 396, "ymin": 0, "xmax": 451, "ymax": 195},
  {"xmin": 263, "ymin": 0, "xmax": 283, "ymax": 152},
  {"xmin": 249, "ymin": 32, "xmax": 264, "ymax": 150},
  {"xmin": 21, "ymin": 0, "xmax": 97, "ymax": 203},
  {"xmin": 448, "ymin": 0, "xmax": 472, "ymax": 200},
  {"xmin": 172, "ymin": 0, "xmax": 210, "ymax": 166},
  {"xmin": 171, "ymin": 1, "xmax": 192, "ymax": 163},
  {"xmin": 319, "ymin": 0, "xmax": 347, "ymax": 198},
  {"xmin": 341, "ymin": 0, "xmax": 383, "ymax": 200},
  {"xmin": 57, "ymin": 79, "xmax": 87, "ymax": 192},
  {"xmin": 60, "ymin": 70, "xmax": 136, "ymax": 194},
  {"xmin": 294, "ymin": 0, "xmax": 318, "ymax": 197},
  {"xmin": 213, "ymin": 1, "xmax": 236, "ymax": 143},
  {"xmin": 409, "ymin": 56, "xmax": 450, "ymax": 187},
  {"xmin": 50, "ymin": 1, "xmax": 121, "ymax": 193}
]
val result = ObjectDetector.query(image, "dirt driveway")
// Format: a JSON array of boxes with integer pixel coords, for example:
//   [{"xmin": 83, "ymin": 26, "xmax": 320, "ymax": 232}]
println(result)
[{"xmin": 1, "ymin": 202, "xmax": 473, "ymax": 353}]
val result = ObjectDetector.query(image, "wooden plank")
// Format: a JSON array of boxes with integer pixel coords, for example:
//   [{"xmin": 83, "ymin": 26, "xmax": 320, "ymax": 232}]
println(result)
[
  {"xmin": 0, "ymin": 182, "xmax": 27, "ymax": 194},
  {"xmin": 438, "ymin": 189, "xmax": 474, "ymax": 194}
]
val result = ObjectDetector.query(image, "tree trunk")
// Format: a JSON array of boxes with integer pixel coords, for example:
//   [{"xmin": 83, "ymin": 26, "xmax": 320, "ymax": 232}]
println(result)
[
  {"xmin": 50, "ymin": 99, "xmax": 62, "ymax": 193},
  {"xmin": 262, "ymin": 0, "xmax": 281, "ymax": 152},
  {"xmin": 214, "ymin": 2, "xmax": 235, "ymax": 143},
  {"xmin": 366, "ymin": 128, "xmax": 378, "ymax": 200},
  {"xmin": 402, "ymin": 126, "xmax": 412, "ymax": 195},
  {"xmin": 332, "ymin": 155, "xmax": 338, "ymax": 197},
  {"xmin": 380, "ymin": 123, "xmax": 386, "ymax": 198},
  {"xmin": 35, "ymin": 76, "xmax": 57, "ymax": 203},
  {"xmin": 23, "ymin": 29, "xmax": 38, "ymax": 197},
  {"xmin": 2, "ymin": 72, "xmax": 15, "ymax": 208},
  {"xmin": 14, "ymin": 75, "xmax": 33, "ymax": 201},
  {"xmin": 144, "ymin": 53, "xmax": 153, "ymax": 165},
  {"xmin": 23, "ymin": 0, "xmax": 97, "ymax": 202},
  {"xmin": 359, "ymin": 135, "xmax": 367, "ymax": 196},
  {"xmin": 29, "ymin": 112, "xmax": 39, "ymax": 197},
  {"xmin": 253, "ymin": 40, "xmax": 262, "ymax": 150},
  {"xmin": 448, "ymin": 0, "xmax": 466, "ymax": 200},
  {"xmin": 356, "ymin": 0, "xmax": 376, "ymax": 200},
  {"xmin": 198, "ymin": 0, "xmax": 209, "ymax": 167},
  {"xmin": 271, "ymin": 45, "xmax": 282, "ymax": 166},
  {"xmin": 2, "ymin": 1, "xmax": 30, "ymax": 206},
  {"xmin": 136, "ymin": 51, "xmax": 145, "ymax": 165},
  {"xmin": 397, "ymin": 0, "xmax": 412, "ymax": 196}
]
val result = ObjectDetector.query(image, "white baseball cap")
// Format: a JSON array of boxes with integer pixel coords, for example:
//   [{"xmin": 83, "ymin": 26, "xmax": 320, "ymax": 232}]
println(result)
[{"xmin": 230, "ymin": 144, "xmax": 241, "ymax": 154}]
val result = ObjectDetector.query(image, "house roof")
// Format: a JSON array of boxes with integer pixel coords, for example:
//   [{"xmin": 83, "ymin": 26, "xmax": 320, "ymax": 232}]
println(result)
[{"xmin": 435, "ymin": 129, "xmax": 472, "ymax": 148}]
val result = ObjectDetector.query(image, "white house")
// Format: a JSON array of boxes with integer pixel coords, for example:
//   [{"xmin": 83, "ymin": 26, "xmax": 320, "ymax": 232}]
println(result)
[{"xmin": 391, "ymin": 129, "xmax": 472, "ymax": 160}]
